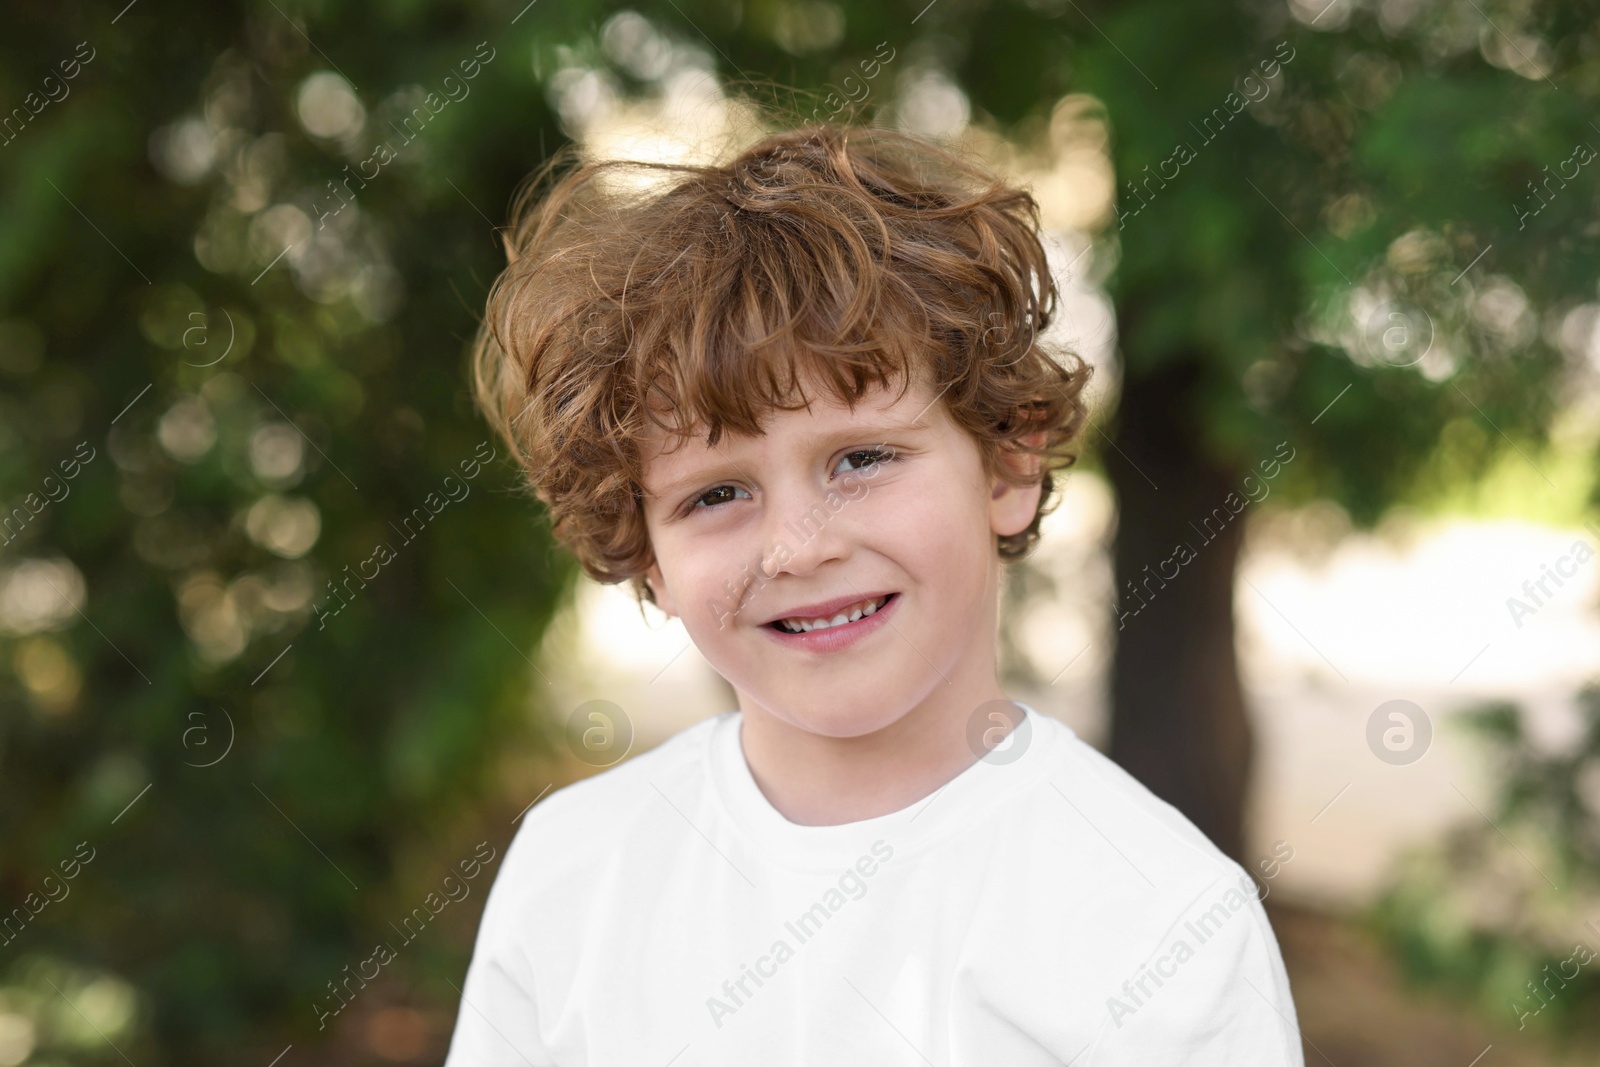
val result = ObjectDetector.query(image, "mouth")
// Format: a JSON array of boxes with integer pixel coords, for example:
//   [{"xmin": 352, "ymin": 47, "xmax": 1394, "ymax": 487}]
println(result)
[{"xmin": 766, "ymin": 593, "xmax": 896, "ymax": 635}]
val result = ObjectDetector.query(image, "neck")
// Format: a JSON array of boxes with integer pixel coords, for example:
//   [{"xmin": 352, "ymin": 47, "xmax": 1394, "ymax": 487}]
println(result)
[{"xmin": 735, "ymin": 672, "xmax": 1015, "ymax": 826}]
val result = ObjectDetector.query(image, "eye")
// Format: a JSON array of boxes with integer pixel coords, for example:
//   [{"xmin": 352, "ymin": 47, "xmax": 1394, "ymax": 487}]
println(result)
[
  {"xmin": 835, "ymin": 446, "xmax": 896, "ymax": 475},
  {"xmin": 689, "ymin": 484, "xmax": 751, "ymax": 512}
]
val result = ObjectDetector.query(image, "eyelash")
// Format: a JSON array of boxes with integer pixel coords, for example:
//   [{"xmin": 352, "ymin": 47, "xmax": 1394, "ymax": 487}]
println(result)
[{"xmin": 686, "ymin": 447, "xmax": 899, "ymax": 513}]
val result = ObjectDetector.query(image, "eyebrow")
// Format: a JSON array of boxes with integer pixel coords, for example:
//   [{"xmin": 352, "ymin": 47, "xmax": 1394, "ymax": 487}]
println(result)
[{"xmin": 643, "ymin": 419, "xmax": 930, "ymax": 501}]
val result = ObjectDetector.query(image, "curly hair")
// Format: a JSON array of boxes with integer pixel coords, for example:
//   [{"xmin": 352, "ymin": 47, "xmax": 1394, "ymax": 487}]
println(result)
[{"xmin": 471, "ymin": 122, "xmax": 1092, "ymax": 608}]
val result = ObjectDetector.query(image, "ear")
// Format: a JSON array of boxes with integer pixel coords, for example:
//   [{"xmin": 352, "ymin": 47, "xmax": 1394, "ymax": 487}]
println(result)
[
  {"xmin": 989, "ymin": 430, "xmax": 1048, "ymax": 539},
  {"xmin": 643, "ymin": 558, "xmax": 680, "ymax": 618}
]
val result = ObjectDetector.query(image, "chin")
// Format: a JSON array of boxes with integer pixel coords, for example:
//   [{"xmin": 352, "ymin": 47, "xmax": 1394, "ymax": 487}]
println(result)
[{"xmin": 764, "ymin": 693, "xmax": 910, "ymax": 739}]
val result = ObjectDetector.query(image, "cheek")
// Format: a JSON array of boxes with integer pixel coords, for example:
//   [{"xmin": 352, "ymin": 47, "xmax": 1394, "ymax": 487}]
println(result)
[
  {"xmin": 669, "ymin": 526, "xmax": 781, "ymax": 634},
  {"xmin": 868, "ymin": 479, "xmax": 992, "ymax": 580},
  {"xmin": 675, "ymin": 556, "xmax": 742, "ymax": 631}
]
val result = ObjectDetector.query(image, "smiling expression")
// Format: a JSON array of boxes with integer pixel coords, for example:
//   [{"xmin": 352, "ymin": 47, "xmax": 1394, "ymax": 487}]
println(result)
[{"xmin": 640, "ymin": 369, "xmax": 1043, "ymax": 740}]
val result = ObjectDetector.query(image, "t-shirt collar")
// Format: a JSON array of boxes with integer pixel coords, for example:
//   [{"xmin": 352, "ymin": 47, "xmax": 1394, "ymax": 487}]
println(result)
[{"xmin": 707, "ymin": 700, "xmax": 1059, "ymax": 870}]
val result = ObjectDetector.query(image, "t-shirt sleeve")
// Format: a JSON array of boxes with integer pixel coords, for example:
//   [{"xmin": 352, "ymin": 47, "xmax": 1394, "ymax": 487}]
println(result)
[
  {"xmin": 441, "ymin": 836, "xmax": 555, "ymax": 1067},
  {"xmin": 1086, "ymin": 865, "xmax": 1306, "ymax": 1066}
]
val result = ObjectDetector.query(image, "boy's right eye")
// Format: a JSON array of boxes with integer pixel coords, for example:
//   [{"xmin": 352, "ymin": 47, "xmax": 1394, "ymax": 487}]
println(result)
[{"xmin": 690, "ymin": 485, "xmax": 751, "ymax": 511}]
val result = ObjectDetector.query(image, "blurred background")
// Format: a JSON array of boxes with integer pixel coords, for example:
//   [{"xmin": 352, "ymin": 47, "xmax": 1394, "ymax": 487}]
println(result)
[{"xmin": 3, "ymin": 0, "xmax": 1600, "ymax": 1063}]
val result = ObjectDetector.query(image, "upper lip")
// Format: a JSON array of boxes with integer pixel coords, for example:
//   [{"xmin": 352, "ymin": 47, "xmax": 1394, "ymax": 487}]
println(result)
[{"xmin": 762, "ymin": 591, "xmax": 895, "ymax": 626}]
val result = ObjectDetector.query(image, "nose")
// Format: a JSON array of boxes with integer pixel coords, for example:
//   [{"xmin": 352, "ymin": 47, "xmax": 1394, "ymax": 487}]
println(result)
[{"xmin": 760, "ymin": 478, "xmax": 852, "ymax": 580}]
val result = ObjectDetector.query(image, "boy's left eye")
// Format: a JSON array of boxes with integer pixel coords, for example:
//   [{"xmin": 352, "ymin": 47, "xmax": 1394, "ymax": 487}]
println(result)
[{"xmin": 835, "ymin": 446, "xmax": 896, "ymax": 474}]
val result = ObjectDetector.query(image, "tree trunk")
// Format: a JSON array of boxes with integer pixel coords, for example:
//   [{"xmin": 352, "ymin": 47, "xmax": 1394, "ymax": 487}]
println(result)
[{"xmin": 1104, "ymin": 356, "xmax": 1253, "ymax": 863}]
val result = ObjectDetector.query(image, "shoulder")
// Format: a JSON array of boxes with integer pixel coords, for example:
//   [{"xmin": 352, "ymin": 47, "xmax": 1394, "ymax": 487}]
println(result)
[
  {"xmin": 492, "ymin": 711, "xmax": 728, "ymax": 898},
  {"xmin": 1016, "ymin": 722, "xmax": 1302, "ymax": 1057},
  {"xmin": 1035, "ymin": 721, "xmax": 1243, "ymax": 887}
]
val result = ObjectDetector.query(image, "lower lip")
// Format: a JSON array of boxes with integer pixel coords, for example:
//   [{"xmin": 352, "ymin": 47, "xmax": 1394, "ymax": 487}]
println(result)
[{"xmin": 762, "ymin": 593, "xmax": 900, "ymax": 654}]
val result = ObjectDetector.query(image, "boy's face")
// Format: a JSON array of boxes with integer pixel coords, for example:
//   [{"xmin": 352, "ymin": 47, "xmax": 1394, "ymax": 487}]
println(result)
[{"xmin": 639, "ymin": 370, "xmax": 1043, "ymax": 740}]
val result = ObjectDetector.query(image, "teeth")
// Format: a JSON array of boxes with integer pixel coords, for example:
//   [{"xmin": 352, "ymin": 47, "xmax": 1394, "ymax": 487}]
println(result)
[{"xmin": 777, "ymin": 596, "xmax": 888, "ymax": 634}]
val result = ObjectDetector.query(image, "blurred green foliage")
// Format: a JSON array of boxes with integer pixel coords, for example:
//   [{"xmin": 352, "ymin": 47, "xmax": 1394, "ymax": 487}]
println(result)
[
  {"xmin": 0, "ymin": 0, "xmax": 1597, "ymax": 1063},
  {"xmin": 1373, "ymin": 685, "xmax": 1600, "ymax": 1037},
  {"xmin": 0, "ymin": 4, "xmax": 578, "ymax": 1063}
]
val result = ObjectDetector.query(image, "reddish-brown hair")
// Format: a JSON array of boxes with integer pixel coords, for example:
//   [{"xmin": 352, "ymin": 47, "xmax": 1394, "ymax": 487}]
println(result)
[{"xmin": 472, "ymin": 122, "xmax": 1092, "ymax": 606}]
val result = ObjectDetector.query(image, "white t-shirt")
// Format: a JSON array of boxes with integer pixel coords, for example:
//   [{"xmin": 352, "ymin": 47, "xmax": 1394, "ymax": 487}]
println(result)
[{"xmin": 443, "ymin": 703, "xmax": 1305, "ymax": 1066}]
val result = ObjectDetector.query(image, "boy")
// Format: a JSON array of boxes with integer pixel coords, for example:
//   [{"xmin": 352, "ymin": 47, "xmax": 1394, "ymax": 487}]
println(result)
[{"xmin": 445, "ymin": 123, "xmax": 1304, "ymax": 1065}]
